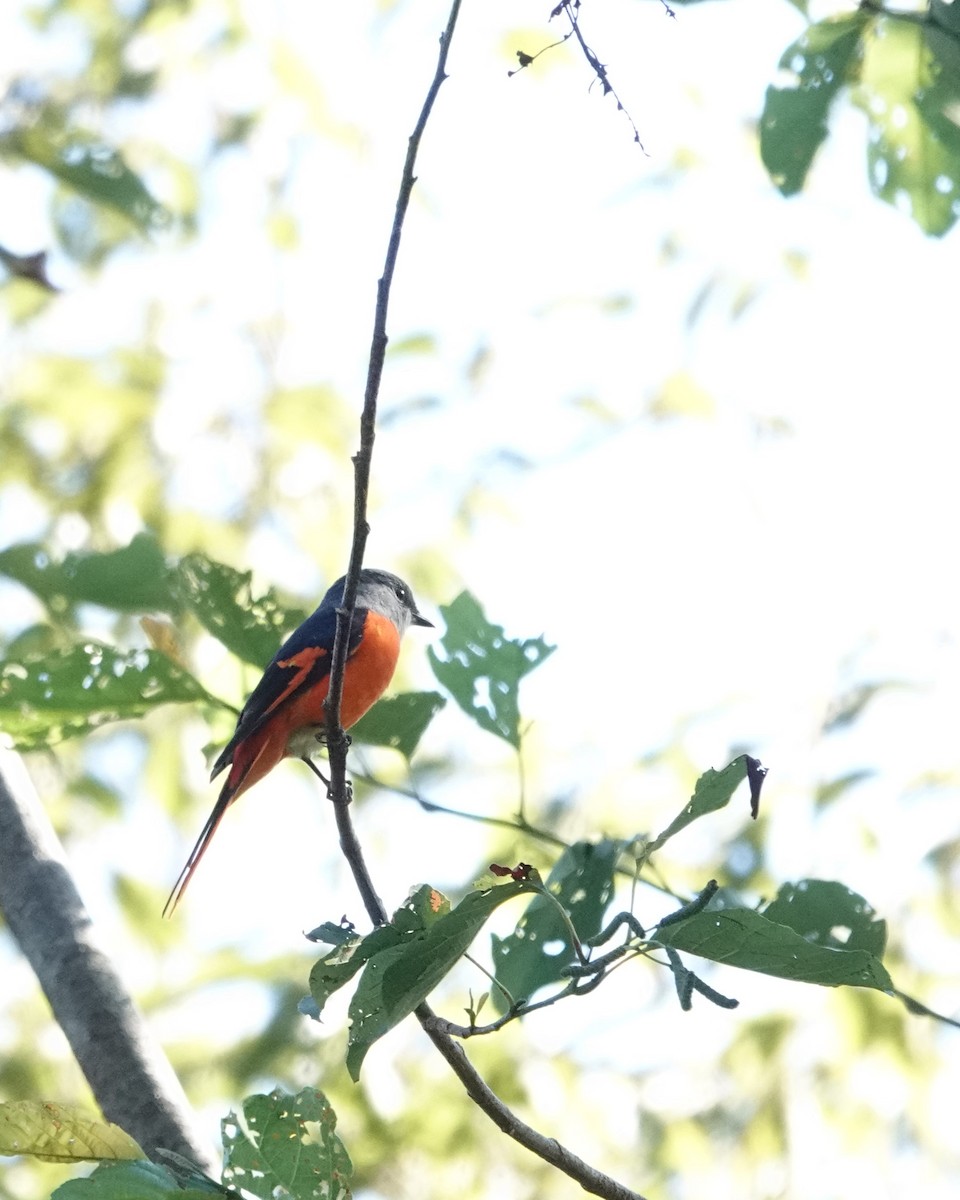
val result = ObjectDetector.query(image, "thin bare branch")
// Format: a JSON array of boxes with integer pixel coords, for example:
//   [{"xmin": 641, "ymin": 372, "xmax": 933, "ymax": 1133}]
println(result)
[{"xmin": 319, "ymin": 5, "xmax": 648, "ymax": 1196}]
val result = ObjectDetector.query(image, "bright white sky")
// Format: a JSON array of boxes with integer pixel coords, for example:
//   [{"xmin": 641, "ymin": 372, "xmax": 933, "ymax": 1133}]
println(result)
[{"xmin": 3, "ymin": 0, "xmax": 960, "ymax": 1194}]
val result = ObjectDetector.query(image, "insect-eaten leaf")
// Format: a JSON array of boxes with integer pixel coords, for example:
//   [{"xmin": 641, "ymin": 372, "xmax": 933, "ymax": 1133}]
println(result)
[
  {"xmin": 760, "ymin": 878, "xmax": 887, "ymax": 957},
  {"xmin": 221, "ymin": 1088, "xmax": 352, "ymax": 1200},
  {"xmin": 0, "ymin": 642, "xmax": 215, "ymax": 749},
  {"xmin": 490, "ymin": 839, "xmax": 622, "ymax": 1014},
  {"xmin": 427, "ymin": 591, "xmax": 554, "ymax": 748},
  {"xmin": 173, "ymin": 554, "xmax": 309, "ymax": 669},
  {"xmin": 308, "ymin": 880, "xmax": 536, "ymax": 1080},
  {"xmin": 760, "ymin": 12, "xmax": 868, "ymax": 195},
  {"xmin": 0, "ymin": 1101, "xmax": 143, "ymax": 1163}
]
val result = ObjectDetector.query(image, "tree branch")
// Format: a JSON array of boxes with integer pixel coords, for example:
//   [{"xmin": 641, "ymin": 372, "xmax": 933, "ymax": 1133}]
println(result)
[
  {"xmin": 0, "ymin": 749, "xmax": 216, "ymax": 1172},
  {"xmin": 323, "ymin": 1, "xmax": 463, "ymax": 769},
  {"xmin": 316, "ymin": 7, "xmax": 648, "ymax": 1195}
]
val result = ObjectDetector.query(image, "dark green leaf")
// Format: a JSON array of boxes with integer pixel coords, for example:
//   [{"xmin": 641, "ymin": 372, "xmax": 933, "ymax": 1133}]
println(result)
[
  {"xmin": 760, "ymin": 13, "xmax": 868, "ymax": 195},
  {"xmin": 309, "ymin": 886, "xmax": 451, "ymax": 1015},
  {"xmin": 760, "ymin": 879, "xmax": 887, "ymax": 956},
  {"xmin": 305, "ymin": 921, "xmax": 358, "ymax": 946},
  {"xmin": 0, "ymin": 535, "xmax": 178, "ymax": 614},
  {"xmin": 645, "ymin": 755, "xmax": 751, "ymax": 856},
  {"xmin": 427, "ymin": 591, "xmax": 554, "ymax": 748},
  {"xmin": 350, "ymin": 690, "xmax": 446, "ymax": 759},
  {"xmin": 346, "ymin": 879, "xmax": 534, "ymax": 1079},
  {"xmin": 309, "ymin": 922, "xmax": 412, "ymax": 1016},
  {"xmin": 221, "ymin": 1088, "xmax": 352, "ymax": 1200},
  {"xmin": 490, "ymin": 839, "xmax": 622, "ymax": 1014},
  {"xmin": 52, "ymin": 1160, "xmax": 213, "ymax": 1199},
  {"xmin": 931, "ymin": 0, "xmax": 960, "ymax": 36},
  {"xmin": 0, "ymin": 642, "xmax": 216, "ymax": 749},
  {"xmin": 656, "ymin": 906, "xmax": 892, "ymax": 990},
  {"xmin": 174, "ymin": 554, "xmax": 308, "ymax": 668},
  {"xmin": 8, "ymin": 128, "xmax": 168, "ymax": 233}
]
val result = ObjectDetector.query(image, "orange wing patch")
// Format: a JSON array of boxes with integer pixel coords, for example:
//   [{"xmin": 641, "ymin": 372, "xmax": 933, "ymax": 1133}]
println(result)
[{"xmin": 263, "ymin": 645, "xmax": 329, "ymax": 718}]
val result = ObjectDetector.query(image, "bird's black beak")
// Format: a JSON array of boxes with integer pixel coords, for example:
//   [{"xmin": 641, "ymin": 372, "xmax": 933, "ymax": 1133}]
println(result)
[{"xmin": 412, "ymin": 612, "xmax": 433, "ymax": 628}]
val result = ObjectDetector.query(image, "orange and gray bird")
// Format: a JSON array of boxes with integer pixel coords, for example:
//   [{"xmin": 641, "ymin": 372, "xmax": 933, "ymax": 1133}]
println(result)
[{"xmin": 164, "ymin": 568, "xmax": 431, "ymax": 915}]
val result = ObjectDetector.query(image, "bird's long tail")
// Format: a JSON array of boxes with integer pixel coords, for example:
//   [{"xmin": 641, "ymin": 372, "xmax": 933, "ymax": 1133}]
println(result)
[
  {"xmin": 163, "ymin": 723, "xmax": 289, "ymax": 916},
  {"xmin": 162, "ymin": 783, "xmax": 236, "ymax": 918}
]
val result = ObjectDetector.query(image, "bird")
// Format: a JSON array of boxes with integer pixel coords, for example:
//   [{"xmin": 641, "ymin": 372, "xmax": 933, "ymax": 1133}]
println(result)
[{"xmin": 163, "ymin": 568, "xmax": 432, "ymax": 915}]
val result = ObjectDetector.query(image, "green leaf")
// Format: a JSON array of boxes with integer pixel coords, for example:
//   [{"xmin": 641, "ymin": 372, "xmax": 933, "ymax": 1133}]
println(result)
[
  {"xmin": 645, "ymin": 755, "xmax": 751, "ymax": 856},
  {"xmin": 930, "ymin": 0, "xmax": 960, "ymax": 37},
  {"xmin": 0, "ymin": 535, "xmax": 178, "ymax": 614},
  {"xmin": 345, "ymin": 879, "xmax": 535, "ymax": 1079},
  {"xmin": 350, "ymin": 690, "xmax": 446, "ymax": 759},
  {"xmin": 0, "ymin": 642, "xmax": 216, "ymax": 749},
  {"xmin": 490, "ymin": 839, "xmax": 622, "ymax": 1014},
  {"xmin": 0, "ymin": 541, "xmax": 314, "ymax": 670},
  {"xmin": 309, "ymin": 886, "xmax": 452, "ymax": 1016},
  {"xmin": 856, "ymin": 17, "xmax": 960, "ymax": 236},
  {"xmin": 53, "ymin": 1160, "xmax": 214, "ymax": 1199},
  {"xmin": 427, "ymin": 591, "xmax": 554, "ymax": 748},
  {"xmin": 7, "ymin": 128, "xmax": 168, "ymax": 233},
  {"xmin": 174, "ymin": 554, "xmax": 308, "ymax": 668},
  {"xmin": 760, "ymin": 13, "xmax": 869, "ymax": 195},
  {"xmin": 760, "ymin": 879, "xmax": 887, "ymax": 957},
  {"xmin": 0, "ymin": 1101, "xmax": 142, "ymax": 1163},
  {"xmin": 309, "ymin": 921, "xmax": 413, "ymax": 1016},
  {"xmin": 221, "ymin": 1088, "xmax": 352, "ymax": 1200},
  {"xmin": 656, "ymin": 906, "xmax": 893, "ymax": 990}
]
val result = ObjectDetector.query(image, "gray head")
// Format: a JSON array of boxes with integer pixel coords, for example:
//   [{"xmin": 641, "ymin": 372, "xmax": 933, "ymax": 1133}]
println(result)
[{"xmin": 331, "ymin": 568, "xmax": 432, "ymax": 636}]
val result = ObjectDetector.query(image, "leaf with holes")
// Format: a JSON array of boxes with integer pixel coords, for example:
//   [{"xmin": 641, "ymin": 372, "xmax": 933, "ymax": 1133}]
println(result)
[
  {"xmin": 0, "ymin": 1102, "xmax": 142, "ymax": 1163},
  {"xmin": 174, "ymin": 554, "xmax": 308, "ymax": 668},
  {"xmin": 760, "ymin": 879, "xmax": 887, "ymax": 957},
  {"xmin": 0, "ymin": 642, "xmax": 220, "ymax": 749},
  {"xmin": 855, "ymin": 17, "xmax": 960, "ymax": 235},
  {"xmin": 490, "ymin": 839, "xmax": 622, "ymax": 1014},
  {"xmin": 221, "ymin": 1089, "xmax": 352, "ymax": 1200},
  {"xmin": 760, "ymin": 13, "xmax": 868, "ymax": 195},
  {"xmin": 427, "ymin": 591, "xmax": 554, "ymax": 748},
  {"xmin": 346, "ymin": 879, "xmax": 535, "ymax": 1079}
]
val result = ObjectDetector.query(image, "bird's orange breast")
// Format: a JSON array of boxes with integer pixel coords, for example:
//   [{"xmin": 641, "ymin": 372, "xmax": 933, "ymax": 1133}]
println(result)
[
  {"xmin": 338, "ymin": 609, "xmax": 403, "ymax": 728},
  {"xmin": 281, "ymin": 608, "xmax": 401, "ymax": 736}
]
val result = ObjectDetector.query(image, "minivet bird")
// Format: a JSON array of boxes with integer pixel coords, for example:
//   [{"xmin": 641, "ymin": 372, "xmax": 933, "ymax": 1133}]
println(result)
[{"xmin": 163, "ymin": 568, "xmax": 432, "ymax": 915}]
